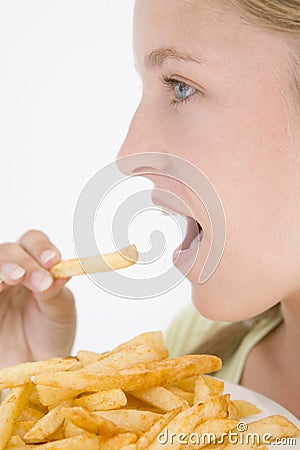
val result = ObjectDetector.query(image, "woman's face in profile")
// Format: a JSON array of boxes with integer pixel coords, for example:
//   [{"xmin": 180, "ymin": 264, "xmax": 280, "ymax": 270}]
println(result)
[{"xmin": 119, "ymin": 0, "xmax": 300, "ymax": 320}]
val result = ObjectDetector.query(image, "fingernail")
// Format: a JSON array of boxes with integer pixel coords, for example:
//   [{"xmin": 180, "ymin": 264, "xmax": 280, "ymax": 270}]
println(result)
[
  {"xmin": 31, "ymin": 271, "xmax": 52, "ymax": 292},
  {"xmin": 40, "ymin": 250, "xmax": 57, "ymax": 265},
  {"xmin": 2, "ymin": 263, "xmax": 26, "ymax": 280}
]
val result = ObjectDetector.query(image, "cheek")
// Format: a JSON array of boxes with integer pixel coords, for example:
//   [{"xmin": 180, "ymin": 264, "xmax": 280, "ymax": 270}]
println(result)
[
  {"xmin": 168, "ymin": 104, "xmax": 300, "ymax": 320},
  {"xmin": 169, "ymin": 100, "xmax": 294, "ymax": 244}
]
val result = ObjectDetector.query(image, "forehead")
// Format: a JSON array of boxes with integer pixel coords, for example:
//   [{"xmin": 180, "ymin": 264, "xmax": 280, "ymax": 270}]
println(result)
[
  {"xmin": 133, "ymin": 0, "xmax": 240, "ymax": 64},
  {"xmin": 133, "ymin": 0, "xmax": 290, "ymax": 84}
]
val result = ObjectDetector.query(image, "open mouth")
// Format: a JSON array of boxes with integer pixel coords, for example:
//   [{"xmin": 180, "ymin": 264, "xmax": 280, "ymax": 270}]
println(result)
[
  {"xmin": 157, "ymin": 200, "xmax": 203, "ymax": 256},
  {"xmin": 180, "ymin": 216, "xmax": 203, "ymax": 252}
]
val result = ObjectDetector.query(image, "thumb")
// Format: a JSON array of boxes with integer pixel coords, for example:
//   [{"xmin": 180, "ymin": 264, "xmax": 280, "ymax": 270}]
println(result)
[{"xmin": 33, "ymin": 279, "xmax": 75, "ymax": 322}]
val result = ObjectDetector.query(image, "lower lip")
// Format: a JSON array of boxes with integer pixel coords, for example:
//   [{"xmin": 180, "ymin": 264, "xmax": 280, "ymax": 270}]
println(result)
[{"xmin": 173, "ymin": 229, "xmax": 203, "ymax": 274}]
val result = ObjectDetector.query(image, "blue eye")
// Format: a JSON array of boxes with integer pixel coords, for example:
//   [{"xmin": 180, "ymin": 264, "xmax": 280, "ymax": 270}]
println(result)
[
  {"xmin": 174, "ymin": 81, "xmax": 196, "ymax": 100},
  {"xmin": 162, "ymin": 76, "xmax": 198, "ymax": 106}
]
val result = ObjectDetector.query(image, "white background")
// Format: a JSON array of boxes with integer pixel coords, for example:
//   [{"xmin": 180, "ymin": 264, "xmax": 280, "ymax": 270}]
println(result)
[{"xmin": 0, "ymin": 1, "xmax": 191, "ymax": 354}]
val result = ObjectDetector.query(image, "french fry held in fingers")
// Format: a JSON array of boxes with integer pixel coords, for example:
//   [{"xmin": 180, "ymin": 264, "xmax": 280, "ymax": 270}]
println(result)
[
  {"xmin": 0, "ymin": 331, "xmax": 298, "ymax": 449},
  {"xmin": 50, "ymin": 244, "xmax": 138, "ymax": 279}
]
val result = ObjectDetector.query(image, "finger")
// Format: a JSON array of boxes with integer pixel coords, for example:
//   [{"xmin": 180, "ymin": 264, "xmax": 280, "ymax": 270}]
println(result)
[
  {"xmin": 0, "ymin": 250, "xmax": 26, "ymax": 286},
  {"xmin": 0, "ymin": 243, "xmax": 53, "ymax": 292},
  {"xmin": 18, "ymin": 229, "xmax": 61, "ymax": 269},
  {"xmin": 32, "ymin": 285, "xmax": 76, "ymax": 351},
  {"xmin": 33, "ymin": 278, "xmax": 71, "ymax": 304},
  {"xmin": 0, "ymin": 280, "xmax": 5, "ymax": 293}
]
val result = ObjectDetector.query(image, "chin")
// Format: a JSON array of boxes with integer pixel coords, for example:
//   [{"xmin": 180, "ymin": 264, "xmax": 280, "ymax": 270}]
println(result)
[
  {"xmin": 191, "ymin": 282, "xmax": 264, "ymax": 323},
  {"xmin": 188, "ymin": 246, "xmax": 281, "ymax": 322}
]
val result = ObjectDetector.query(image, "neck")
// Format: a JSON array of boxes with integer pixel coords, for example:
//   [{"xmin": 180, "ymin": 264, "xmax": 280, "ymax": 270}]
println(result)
[
  {"xmin": 267, "ymin": 293, "xmax": 300, "ymax": 416},
  {"xmin": 278, "ymin": 293, "xmax": 300, "ymax": 386},
  {"xmin": 240, "ymin": 294, "xmax": 300, "ymax": 418}
]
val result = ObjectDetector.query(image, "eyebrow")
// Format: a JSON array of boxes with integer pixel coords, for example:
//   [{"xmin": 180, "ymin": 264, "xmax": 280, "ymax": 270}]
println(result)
[{"xmin": 144, "ymin": 47, "xmax": 205, "ymax": 67}]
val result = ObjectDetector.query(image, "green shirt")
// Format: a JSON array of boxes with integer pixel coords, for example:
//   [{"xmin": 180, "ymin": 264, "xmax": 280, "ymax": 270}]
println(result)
[{"xmin": 165, "ymin": 304, "xmax": 283, "ymax": 384}]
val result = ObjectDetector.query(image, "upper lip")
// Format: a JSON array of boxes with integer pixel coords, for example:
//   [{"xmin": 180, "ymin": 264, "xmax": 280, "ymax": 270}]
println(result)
[{"xmin": 151, "ymin": 193, "xmax": 192, "ymax": 218}]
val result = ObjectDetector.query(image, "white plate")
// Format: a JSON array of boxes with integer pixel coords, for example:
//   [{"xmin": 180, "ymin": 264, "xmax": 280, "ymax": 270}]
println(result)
[{"xmin": 223, "ymin": 381, "xmax": 300, "ymax": 449}]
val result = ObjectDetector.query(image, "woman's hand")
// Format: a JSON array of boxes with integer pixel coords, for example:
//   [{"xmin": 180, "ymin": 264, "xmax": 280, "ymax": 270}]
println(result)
[{"xmin": 0, "ymin": 230, "xmax": 76, "ymax": 367}]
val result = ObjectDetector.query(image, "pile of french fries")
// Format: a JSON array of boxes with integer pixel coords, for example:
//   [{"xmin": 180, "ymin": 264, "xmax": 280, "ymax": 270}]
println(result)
[{"xmin": 0, "ymin": 332, "xmax": 298, "ymax": 449}]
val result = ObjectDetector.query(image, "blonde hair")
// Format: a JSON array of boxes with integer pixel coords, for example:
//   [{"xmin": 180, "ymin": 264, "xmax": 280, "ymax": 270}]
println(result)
[
  {"xmin": 230, "ymin": 0, "xmax": 300, "ymax": 32},
  {"xmin": 230, "ymin": 0, "xmax": 300, "ymax": 98}
]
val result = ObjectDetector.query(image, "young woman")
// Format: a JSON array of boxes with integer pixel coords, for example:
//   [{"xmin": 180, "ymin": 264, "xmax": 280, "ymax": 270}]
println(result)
[
  {"xmin": 0, "ymin": 0, "xmax": 299, "ymax": 418},
  {"xmin": 117, "ymin": 0, "xmax": 300, "ymax": 417}
]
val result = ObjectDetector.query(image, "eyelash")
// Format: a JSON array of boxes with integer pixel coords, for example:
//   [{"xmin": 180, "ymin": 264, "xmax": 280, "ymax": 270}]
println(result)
[{"xmin": 161, "ymin": 76, "xmax": 199, "ymax": 109}]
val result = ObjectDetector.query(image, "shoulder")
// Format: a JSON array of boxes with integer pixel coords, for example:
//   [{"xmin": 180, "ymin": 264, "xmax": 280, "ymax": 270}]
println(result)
[
  {"xmin": 219, "ymin": 304, "xmax": 283, "ymax": 383},
  {"xmin": 164, "ymin": 303, "xmax": 283, "ymax": 383}
]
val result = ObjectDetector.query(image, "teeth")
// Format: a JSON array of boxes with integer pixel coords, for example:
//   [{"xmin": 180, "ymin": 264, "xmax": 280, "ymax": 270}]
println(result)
[{"xmin": 189, "ymin": 229, "xmax": 203, "ymax": 249}]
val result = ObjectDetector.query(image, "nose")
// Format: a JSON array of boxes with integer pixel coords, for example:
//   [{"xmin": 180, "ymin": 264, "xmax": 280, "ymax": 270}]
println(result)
[{"xmin": 117, "ymin": 102, "xmax": 169, "ymax": 176}]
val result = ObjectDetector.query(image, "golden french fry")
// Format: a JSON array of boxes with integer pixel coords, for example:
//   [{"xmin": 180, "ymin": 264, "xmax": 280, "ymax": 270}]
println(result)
[
  {"xmin": 23, "ymin": 432, "xmax": 99, "ymax": 449},
  {"xmin": 220, "ymin": 415, "xmax": 300, "ymax": 450},
  {"xmin": 50, "ymin": 244, "xmax": 138, "ymax": 279},
  {"xmin": 165, "ymin": 386, "xmax": 194, "ymax": 404},
  {"xmin": 135, "ymin": 408, "xmax": 182, "ymax": 449},
  {"xmin": 96, "ymin": 409, "xmax": 161, "ymax": 433},
  {"xmin": 202, "ymin": 376, "xmax": 225, "ymax": 396},
  {"xmin": 23, "ymin": 400, "xmax": 72, "ymax": 444},
  {"xmin": 62, "ymin": 406, "xmax": 125, "ymax": 436},
  {"xmin": 194, "ymin": 395, "xmax": 230, "ymax": 421},
  {"xmin": 14, "ymin": 421, "xmax": 64, "ymax": 442},
  {"xmin": 13, "ymin": 420, "xmax": 37, "ymax": 439},
  {"xmin": 27, "ymin": 389, "xmax": 48, "ymax": 413},
  {"xmin": 79, "ymin": 332, "xmax": 168, "ymax": 366},
  {"xmin": 45, "ymin": 425, "xmax": 64, "ymax": 441},
  {"xmin": 6, "ymin": 435, "xmax": 26, "ymax": 449},
  {"xmin": 129, "ymin": 386, "xmax": 188, "ymax": 412},
  {"xmin": 193, "ymin": 418, "xmax": 239, "ymax": 449},
  {"xmin": 83, "ymin": 345, "xmax": 165, "ymax": 372},
  {"xmin": 0, "ymin": 384, "xmax": 33, "ymax": 450},
  {"xmin": 193, "ymin": 376, "xmax": 225, "ymax": 405},
  {"xmin": 33, "ymin": 355, "xmax": 222, "ymax": 391},
  {"xmin": 63, "ymin": 419, "xmax": 84, "ymax": 438},
  {"xmin": 114, "ymin": 331, "xmax": 168, "ymax": 359},
  {"xmin": 73, "ymin": 389, "xmax": 127, "ymax": 411},
  {"xmin": 246, "ymin": 415, "xmax": 299, "ymax": 441},
  {"xmin": 0, "ymin": 332, "xmax": 298, "ymax": 450},
  {"xmin": 232, "ymin": 400, "xmax": 261, "ymax": 418},
  {"xmin": 0, "ymin": 358, "xmax": 79, "ymax": 390},
  {"xmin": 193, "ymin": 375, "xmax": 211, "ymax": 404},
  {"xmin": 172, "ymin": 375, "xmax": 198, "ymax": 392},
  {"xmin": 148, "ymin": 402, "xmax": 205, "ymax": 450},
  {"xmin": 227, "ymin": 398, "xmax": 241, "ymax": 420},
  {"xmin": 147, "ymin": 396, "xmax": 234, "ymax": 450},
  {"xmin": 124, "ymin": 395, "xmax": 161, "ymax": 414},
  {"xmin": 36, "ymin": 385, "xmax": 82, "ymax": 407},
  {"xmin": 77, "ymin": 350, "xmax": 102, "ymax": 366},
  {"xmin": 17, "ymin": 407, "xmax": 45, "ymax": 422},
  {"xmin": 99, "ymin": 432, "xmax": 137, "ymax": 450}
]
